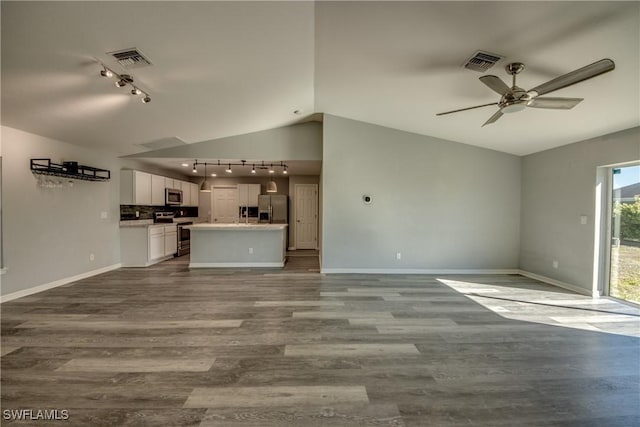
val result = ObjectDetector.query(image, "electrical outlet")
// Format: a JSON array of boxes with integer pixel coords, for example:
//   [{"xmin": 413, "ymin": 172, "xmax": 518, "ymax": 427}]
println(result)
[
  {"xmin": 580, "ymin": 215, "xmax": 587, "ymax": 225},
  {"xmin": 396, "ymin": 252, "xmax": 402, "ymax": 260},
  {"xmin": 249, "ymin": 247, "xmax": 254, "ymax": 254},
  {"xmin": 100, "ymin": 211, "xmax": 108, "ymax": 219},
  {"xmin": 89, "ymin": 253, "xmax": 95, "ymax": 261},
  {"xmin": 552, "ymin": 260, "xmax": 558, "ymax": 269}
]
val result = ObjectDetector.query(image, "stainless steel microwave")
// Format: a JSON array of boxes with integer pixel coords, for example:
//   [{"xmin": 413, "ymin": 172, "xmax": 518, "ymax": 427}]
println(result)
[{"xmin": 165, "ymin": 188, "xmax": 183, "ymax": 205}]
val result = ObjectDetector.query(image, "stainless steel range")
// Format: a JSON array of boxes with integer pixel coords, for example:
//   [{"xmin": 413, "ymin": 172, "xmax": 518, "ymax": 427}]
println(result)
[{"xmin": 176, "ymin": 222, "xmax": 192, "ymax": 257}]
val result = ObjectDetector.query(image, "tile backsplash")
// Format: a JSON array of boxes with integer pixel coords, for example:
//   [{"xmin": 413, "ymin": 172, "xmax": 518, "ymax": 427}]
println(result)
[{"xmin": 120, "ymin": 205, "xmax": 198, "ymax": 221}]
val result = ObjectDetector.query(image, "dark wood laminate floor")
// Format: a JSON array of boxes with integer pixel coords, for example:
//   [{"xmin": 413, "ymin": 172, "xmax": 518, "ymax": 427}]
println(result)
[{"xmin": 2, "ymin": 256, "xmax": 639, "ymax": 426}]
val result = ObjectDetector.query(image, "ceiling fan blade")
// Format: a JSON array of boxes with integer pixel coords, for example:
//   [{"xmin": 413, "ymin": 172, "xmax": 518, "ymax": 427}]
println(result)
[
  {"xmin": 528, "ymin": 58, "xmax": 615, "ymax": 96},
  {"xmin": 527, "ymin": 97, "xmax": 583, "ymax": 109},
  {"xmin": 481, "ymin": 110, "xmax": 503, "ymax": 127},
  {"xmin": 436, "ymin": 102, "xmax": 498, "ymax": 116},
  {"xmin": 479, "ymin": 75, "xmax": 510, "ymax": 95}
]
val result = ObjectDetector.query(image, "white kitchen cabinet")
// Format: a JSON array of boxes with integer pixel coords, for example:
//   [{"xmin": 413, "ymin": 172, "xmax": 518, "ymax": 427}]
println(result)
[
  {"xmin": 238, "ymin": 184, "xmax": 261, "ymax": 206},
  {"xmin": 180, "ymin": 181, "xmax": 191, "ymax": 206},
  {"xmin": 165, "ymin": 177, "xmax": 176, "ymax": 190},
  {"xmin": 248, "ymin": 184, "xmax": 260, "ymax": 206},
  {"xmin": 151, "ymin": 174, "xmax": 165, "ymax": 206},
  {"xmin": 120, "ymin": 170, "xmax": 152, "ymax": 205},
  {"xmin": 164, "ymin": 224, "xmax": 177, "ymax": 256},
  {"xmin": 190, "ymin": 183, "xmax": 199, "ymax": 206},
  {"xmin": 120, "ymin": 224, "xmax": 177, "ymax": 267},
  {"xmin": 149, "ymin": 226, "xmax": 165, "ymax": 260}
]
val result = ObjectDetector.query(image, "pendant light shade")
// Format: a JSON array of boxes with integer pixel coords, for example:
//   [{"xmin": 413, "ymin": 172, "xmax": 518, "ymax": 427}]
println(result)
[
  {"xmin": 200, "ymin": 162, "xmax": 211, "ymax": 193},
  {"xmin": 266, "ymin": 180, "xmax": 277, "ymax": 193},
  {"xmin": 200, "ymin": 179, "xmax": 210, "ymax": 193}
]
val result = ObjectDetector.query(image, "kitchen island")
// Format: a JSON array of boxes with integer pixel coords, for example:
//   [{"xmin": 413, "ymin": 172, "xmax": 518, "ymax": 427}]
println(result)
[{"xmin": 187, "ymin": 223, "xmax": 288, "ymax": 268}]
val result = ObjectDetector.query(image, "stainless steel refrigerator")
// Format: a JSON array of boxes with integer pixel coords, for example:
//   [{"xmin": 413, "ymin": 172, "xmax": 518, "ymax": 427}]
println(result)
[{"xmin": 258, "ymin": 195, "xmax": 287, "ymax": 224}]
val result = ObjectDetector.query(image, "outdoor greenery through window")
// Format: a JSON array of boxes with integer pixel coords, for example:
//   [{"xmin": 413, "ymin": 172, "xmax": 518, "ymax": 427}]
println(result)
[{"xmin": 610, "ymin": 165, "xmax": 640, "ymax": 304}]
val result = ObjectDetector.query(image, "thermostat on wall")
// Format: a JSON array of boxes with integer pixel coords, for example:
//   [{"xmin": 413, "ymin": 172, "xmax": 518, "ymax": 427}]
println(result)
[{"xmin": 362, "ymin": 194, "xmax": 372, "ymax": 204}]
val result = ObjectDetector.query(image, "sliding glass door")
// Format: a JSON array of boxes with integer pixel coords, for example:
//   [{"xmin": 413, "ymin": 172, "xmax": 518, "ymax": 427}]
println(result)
[{"xmin": 608, "ymin": 164, "xmax": 640, "ymax": 304}]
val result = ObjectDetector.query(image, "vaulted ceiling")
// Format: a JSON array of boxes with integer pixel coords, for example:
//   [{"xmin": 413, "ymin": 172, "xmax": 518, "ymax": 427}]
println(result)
[{"xmin": 2, "ymin": 1, "xmax": 638, "ymax": 157}]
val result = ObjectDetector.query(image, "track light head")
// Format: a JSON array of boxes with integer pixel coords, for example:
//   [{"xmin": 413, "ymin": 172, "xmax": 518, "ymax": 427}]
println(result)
[
  {"xmin": 115, "ymin": 80, "xmax": 127, "ymax": 88},
  {"xmin": 131, "ymin": 88, "xmax": 142, "ymax": 95},
  {"xmin": 283, "ymin": 166, "xmax": 288, "ymax": 175},
  {"xmin": 225, "ymin": 164, "xmax": 232, "ymax": 173},
  {"xmin": 100, "ymin": 69, "xmax": 113, "ymax": 78},
  {"xmin": 251, "ymin": 165, "xmax": 256, "ymax": 174},
  {"xmin": 141, "ymin": 96, "xmax": 151, "ymax": 103}
]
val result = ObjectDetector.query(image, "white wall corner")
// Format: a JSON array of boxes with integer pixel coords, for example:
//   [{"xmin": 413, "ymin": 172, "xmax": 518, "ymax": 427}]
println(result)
[
  {"xmin": 518, "ymin": 270, "xmax": 592, "ymax": 296},
  {"xmin": 0, "ymin": 264, "xmax": 121, "ymax": 303}
]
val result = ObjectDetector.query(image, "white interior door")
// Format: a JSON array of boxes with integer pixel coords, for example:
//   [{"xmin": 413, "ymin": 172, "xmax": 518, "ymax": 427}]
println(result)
[
  {"xmin": 295, "ymin": 184, "xmax": 318, "ymax": 249},
  {"xmin": 212, "ymin": 186, "xmax": 238, "ymax": 223}
]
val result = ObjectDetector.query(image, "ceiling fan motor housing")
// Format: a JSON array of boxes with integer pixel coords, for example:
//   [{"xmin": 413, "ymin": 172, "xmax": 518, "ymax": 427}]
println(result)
[{"xmin": 499, "ymin": 87, "xmax": 530, "ymax": 113}]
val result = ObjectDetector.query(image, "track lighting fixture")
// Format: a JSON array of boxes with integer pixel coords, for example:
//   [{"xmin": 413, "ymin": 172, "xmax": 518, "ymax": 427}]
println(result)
[
  {"xmin": 189, "ymin": 160, "xmax": 289, "ymax": 178},
  {"xmin": 96, "ymin": 62, "xmax": 151, "ymax": 104}
]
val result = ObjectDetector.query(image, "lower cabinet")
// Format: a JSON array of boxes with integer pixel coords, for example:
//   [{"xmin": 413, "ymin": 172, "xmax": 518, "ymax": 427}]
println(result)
[
  {"xmin": 164, "ymin": 225, "xmax": 178, "ymax": 256},
  {"xmin": 120, "ymin": 224, "xmax": 177, "ymax": 267}
]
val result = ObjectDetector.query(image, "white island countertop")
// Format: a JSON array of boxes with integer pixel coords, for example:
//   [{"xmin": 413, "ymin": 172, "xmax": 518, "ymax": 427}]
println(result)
[{"xmin": 187, "ymin": 223, "xmax": 287, "ymax": 230}]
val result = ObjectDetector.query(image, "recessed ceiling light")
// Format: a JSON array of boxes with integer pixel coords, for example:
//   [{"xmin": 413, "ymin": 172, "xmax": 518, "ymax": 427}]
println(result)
[{"xmin": 181, "ymin": 163, "xmax": 189, "ymax": 167}]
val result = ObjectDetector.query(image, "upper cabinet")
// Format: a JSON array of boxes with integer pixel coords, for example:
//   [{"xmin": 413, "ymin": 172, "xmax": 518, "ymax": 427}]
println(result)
[
  {"xmin": 180, "ymin": 181, "xmax": 191, "ymax": 206},
  {"xmin": 121, "ymin": 170, "xmax": 152, "ymax": 205},
  {"xmin": 151, "ymin": 174, "xmax": 165, "ymax": 206},
  {"xmin": 190, "ymin": 183, "xmax": 199, "ymax": 207},
  {"xmin": 165, "ymin": 177, "xmax": 175, "ymax": 191},
  {"xmin": 121, "ymin": 170, "xmax": 199, "ymax": 206},
  {"xmin": 238, "ymin": 184, "xmax": 261, "ymax": 206}
]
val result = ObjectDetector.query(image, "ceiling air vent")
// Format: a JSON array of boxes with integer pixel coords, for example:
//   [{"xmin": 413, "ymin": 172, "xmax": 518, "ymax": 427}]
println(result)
[
  {"xmin": 463, "ymin": 51, "xmax": 503, "ymax": 73},
  {"xmin": 107, "ymin": 47, "xmax": 152, "ymax": 69}
]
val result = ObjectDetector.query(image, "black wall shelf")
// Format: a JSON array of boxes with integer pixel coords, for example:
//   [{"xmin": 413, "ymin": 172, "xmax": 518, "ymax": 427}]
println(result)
[{"xmin": 30, "ymin": 158, "xmax": 111, "ymax": 181}]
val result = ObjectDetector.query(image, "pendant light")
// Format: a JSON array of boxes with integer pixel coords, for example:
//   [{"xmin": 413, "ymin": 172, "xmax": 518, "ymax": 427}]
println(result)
[
  {"xmin": 200, "ymin": 162, "xmax": 211, "ymax": 193},
  {"xmin": 266, "ymin": 179, "xmax": 277, "ymax": 193}
]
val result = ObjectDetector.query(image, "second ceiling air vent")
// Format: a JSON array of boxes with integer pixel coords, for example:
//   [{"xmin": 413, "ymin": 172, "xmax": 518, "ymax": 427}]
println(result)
[
  {"xmin": 463, "ymin": 50, "xmax": 503, "ymax": 72},
  {"xmin": 107, "ymin": 48, "xmax": 152, "ymax": 69}
]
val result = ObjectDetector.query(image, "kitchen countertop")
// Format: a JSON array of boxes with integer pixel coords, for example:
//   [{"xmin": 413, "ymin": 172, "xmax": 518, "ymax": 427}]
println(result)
[
  {"xmin": 187, "ymin": 223, "xmax": 287, "ymax": 230},
  {"xmin": 119, "ymin": 217, "xmax": 201, "ymax": 227}
]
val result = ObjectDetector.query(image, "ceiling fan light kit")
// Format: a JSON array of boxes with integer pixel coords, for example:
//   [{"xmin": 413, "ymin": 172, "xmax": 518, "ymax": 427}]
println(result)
[{"xmin": 437, "ymin": 58, "xmax": 615, "ymax": 126}]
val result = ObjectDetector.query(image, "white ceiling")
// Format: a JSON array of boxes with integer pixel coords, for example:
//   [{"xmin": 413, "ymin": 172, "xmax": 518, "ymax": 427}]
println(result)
[{"xmin": 2, "ymin": 1, "xmax": 638, "ymax": 157}]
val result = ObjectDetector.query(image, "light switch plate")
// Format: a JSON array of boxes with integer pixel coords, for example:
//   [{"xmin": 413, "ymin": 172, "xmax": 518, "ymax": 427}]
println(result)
[{"xmin": 580, "ymin": 215, "xmax": 587, "ymax": 225}]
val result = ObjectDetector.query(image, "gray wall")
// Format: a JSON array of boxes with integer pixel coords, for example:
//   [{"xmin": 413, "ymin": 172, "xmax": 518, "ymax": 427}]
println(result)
[
  {"xmin": 125, "ymin": 122, "xmax": 322, "ymax": 161},
  {"xmin": 520, "ymin": 126, "xmax": 640, "ymax": 293},
  {"xmin": 288, "ymin": 175, "xmax": 320, "ymax": 248},
  {"xmin": 321, "ymin": 115, "xmax": 521, "ymax": 272},
  {"xmin": 1, "ymin": 126, "xmax": 181, "ymax": 297}
]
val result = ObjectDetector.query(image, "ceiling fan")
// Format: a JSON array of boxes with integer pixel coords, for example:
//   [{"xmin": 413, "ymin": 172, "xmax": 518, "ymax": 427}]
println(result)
[{"xmin": 436, "ymin": 58, "xmax": 615, "ymax": 126}]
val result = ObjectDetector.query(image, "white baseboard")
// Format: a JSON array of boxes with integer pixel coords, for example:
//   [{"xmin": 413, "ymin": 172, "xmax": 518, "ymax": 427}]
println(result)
[
  {"xmin": 320, "ymin": 268, "xmax": 520, "ymax": 275},
  {"xmin": 190, "ymin": 262, "xmax": 285, "ymax": 268},
  {"xmin": 518, "ymin": 270, "xmax": 592, "ymax": 296},
  {"xmin": 1, "ymin": 263, "xmax": 122, "ymax": 303}
]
